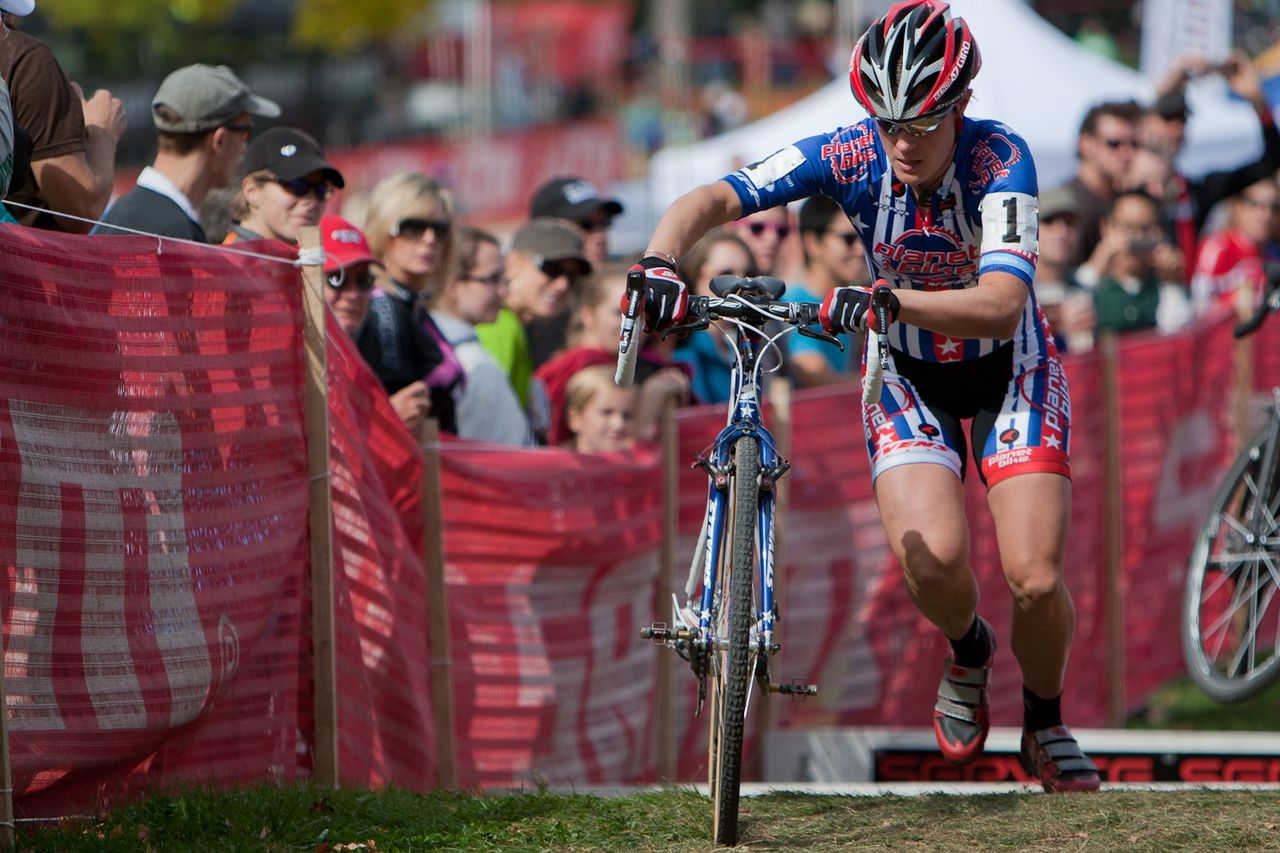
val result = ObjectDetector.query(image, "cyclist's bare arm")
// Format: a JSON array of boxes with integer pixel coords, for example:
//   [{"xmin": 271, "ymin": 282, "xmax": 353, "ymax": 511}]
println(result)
[
  {"xmin": 647, "ymin": 180, "xmax": 743, "ymax": 260},
  {"xmin": 894, "ymin": 270, "xmax": 1029, "ymax": 341}
]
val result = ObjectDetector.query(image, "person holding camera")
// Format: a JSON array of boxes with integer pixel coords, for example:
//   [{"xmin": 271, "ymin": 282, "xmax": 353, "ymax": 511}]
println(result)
[{"xmin": 1091, "ymin": 189, "xmax": 1192, "ymax": 335}]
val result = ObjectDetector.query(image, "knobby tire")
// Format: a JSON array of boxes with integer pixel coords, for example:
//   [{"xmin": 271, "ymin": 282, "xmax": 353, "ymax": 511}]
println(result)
[
  {"xmin": 1183, "ymin": 424, "xmax": 1280, "ymax": 703},
  {"xmin": 710, "ymin": 436, "xmax": 759, "ymax": 847}
]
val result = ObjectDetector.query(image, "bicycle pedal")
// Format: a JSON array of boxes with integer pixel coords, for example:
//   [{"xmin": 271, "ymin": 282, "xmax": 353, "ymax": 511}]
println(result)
[
  {"xmin": 769, "ymin": 679, "xmax": 819, "ymax": 701},
  {"xmin": 640, "ymin": 622, "xmax": 693, "ymax": 646}
]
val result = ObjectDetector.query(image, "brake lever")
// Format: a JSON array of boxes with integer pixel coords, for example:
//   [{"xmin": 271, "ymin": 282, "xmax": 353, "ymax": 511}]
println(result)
[
  {"xmin": 796, "ymin": 325, "xmax": 845, "ymax": 351},
  {"xmin": 662, "ymin": 319, "xmax": 711, "ymax": 339}
]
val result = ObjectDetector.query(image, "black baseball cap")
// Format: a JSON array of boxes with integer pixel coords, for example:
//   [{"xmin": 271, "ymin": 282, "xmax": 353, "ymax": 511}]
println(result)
[
  {"xmin": 238, "ymin": 127, "xmax": 344, "ymax": 187},
  {"xmin": 1154, "ymin": 91, "xmax": 1191, "ymax": 121},
  {"xmin": 529, "ymin": 176, "xmax": 623, "ymax": 222}
]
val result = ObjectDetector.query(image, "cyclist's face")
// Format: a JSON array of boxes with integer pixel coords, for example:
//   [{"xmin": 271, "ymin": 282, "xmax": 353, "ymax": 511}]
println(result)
[{"xmin": 876, "ymin": 94, "xmax": 967, "ymax": 191}]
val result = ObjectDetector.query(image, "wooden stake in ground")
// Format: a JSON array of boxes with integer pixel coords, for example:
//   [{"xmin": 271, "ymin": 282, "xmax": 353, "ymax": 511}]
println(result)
[
  {"xmin": 421, "ymin": 419, "xmax": 458, "ymax": 789},
  {"xmin": 300, "ymin": 226, "xmax": 339, "ymax": 787}
]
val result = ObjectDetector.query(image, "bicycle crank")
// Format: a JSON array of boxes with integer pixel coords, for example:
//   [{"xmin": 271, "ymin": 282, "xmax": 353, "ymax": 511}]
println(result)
[{"xmin": 769, "ymin": 679, "xmax": 819, "ymax": 701}]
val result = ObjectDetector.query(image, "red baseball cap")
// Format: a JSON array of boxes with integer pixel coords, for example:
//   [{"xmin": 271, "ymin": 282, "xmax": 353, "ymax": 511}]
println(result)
[{"xmin": 321, "ymin": 215, "xmax": 377, "ymax": 274}]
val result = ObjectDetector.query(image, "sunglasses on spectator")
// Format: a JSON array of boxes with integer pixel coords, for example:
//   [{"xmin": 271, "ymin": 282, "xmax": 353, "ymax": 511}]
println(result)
[
  {"xmin": 224, "ymin": 122, "xmax": 253, "ymax": 142},
  {"xmin": 391, "ymin": 217, "xmax": 452, "ymax": 241},
  {"xmin": 876, "ymin": 106, "xmax": 954, "ymax": 138},
  {"xmin": 326, "ymin": 269, "xmax": 376, "ymax": 292},
  {"xmin": 824, "ymin": 230, "xmax": 858, "ymax": 247},
  {"xmin": 272, "ymin": 177, "xmax": 333, "ymax": 202},
  {"xmin": 537, "ymin": 258, "xmax": 581, "ymax": 280},
  {"xmin": 1100, "ymin": 137, "xmax": 1137, "ymax": 150},
  {"xmin": 746, "ymin": 221, "xmax": 792, "ymax": 240},
  {"xmin": 578, "ymin": 215, "xmax": 613, "ymax": 233},
  {"xmin": 466, "ymin": 270, "xmax": 506, "ymax": 287}
]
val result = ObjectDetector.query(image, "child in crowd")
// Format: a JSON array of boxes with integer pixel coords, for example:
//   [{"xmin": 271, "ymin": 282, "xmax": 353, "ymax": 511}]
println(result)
[
  {"xmin": 534, "ymin": 262, "xmax": 690, "ymax": 444},
  {"xmin": 561, "ymin": 364, "xmax": 636, "ymax": 454},
  {"xmin": 320, "ymin": 215, "xmax": 376, "ymax": 338}
]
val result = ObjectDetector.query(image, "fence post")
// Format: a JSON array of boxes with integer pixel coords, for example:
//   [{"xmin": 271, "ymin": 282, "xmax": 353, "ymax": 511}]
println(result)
[
  {"xmin": 299, "ymin": 226, "xmax": 339, "ymax": 787},
  {"xmin": 1099, "ymin": 332, "xmax": 1126, "ymax": 727},
  {"xmin": 655, "ymin": 402, "xmax": 679, "ymax": 782},
  {"xmin": 421, "ymin": 418, "xmax": 458, "ymax": 789}
]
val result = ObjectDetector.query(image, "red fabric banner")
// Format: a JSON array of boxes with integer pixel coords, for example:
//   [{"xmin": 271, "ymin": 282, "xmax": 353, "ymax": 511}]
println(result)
[{"xmin": 0, "ymin": 221, "xmax": 1254, "ymax": 805}]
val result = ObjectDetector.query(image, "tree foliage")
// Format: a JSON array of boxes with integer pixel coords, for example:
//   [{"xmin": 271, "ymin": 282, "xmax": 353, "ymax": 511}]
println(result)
[{"xmin": 293, "ymin": 0, "xmax": 433, "ymax": 55}]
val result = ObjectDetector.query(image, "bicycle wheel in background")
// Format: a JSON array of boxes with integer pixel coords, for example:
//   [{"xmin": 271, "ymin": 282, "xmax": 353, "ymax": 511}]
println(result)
[
  {"xmin": 708, "ymin": 436, "xmax": 759, "ymax": 848},
  {"xmin": 1183, "ymin": 424, "xmax": 1280, "ymax": 703}
]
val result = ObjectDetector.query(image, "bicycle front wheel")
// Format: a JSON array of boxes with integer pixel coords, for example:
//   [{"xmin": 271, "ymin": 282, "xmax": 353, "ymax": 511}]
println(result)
[
  {"xmin": 1183, "ymin": 424, "xmax": 1280, "ymax": 703},
  {"xmin": 709, "ymin": 436, "xmax": 759, "ymax": 848}
]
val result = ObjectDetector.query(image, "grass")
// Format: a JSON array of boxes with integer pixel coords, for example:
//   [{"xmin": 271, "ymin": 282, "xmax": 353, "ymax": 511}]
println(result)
[
  {"xmin": 14, "ymin": 785, "xmax": 1280, "ymax": 852},
  {"xmin": 1127, "ymin": 676, "xmax": 1280, "ymax": 731},
  {"xmin": 12, "ymin": 677, "xmax": 1279, "ymax": 851}
]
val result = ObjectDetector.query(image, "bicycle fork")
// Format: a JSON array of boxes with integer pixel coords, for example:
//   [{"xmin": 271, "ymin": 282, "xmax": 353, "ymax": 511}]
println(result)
[{"xmin": 640, "ymin": 428, "xmax": 818, "ymax": 713}]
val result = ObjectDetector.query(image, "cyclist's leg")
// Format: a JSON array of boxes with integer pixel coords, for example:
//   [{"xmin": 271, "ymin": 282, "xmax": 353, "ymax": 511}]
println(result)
[
  {"xmin": 874, "ymin": 462, "xmax": 975, "ymax": 638},
  {"xmin": 986, "ymin": 471, "xmax": 1072, "ymax": 700}
]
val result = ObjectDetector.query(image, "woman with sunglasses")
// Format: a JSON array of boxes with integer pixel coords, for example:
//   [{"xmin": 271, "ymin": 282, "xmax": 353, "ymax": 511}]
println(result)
[
  {"xmin": 629, "ymin": 0, "xmax": 1098, "ymax": 794},
  {"xmin": 223, "ymin": 127, "xmax": 343, "ymax": 245},
  {"xmin": 428, "ymin": 226, "xmax": 534, "ymax": 446},
  {"xmin": 730, "ymin": 206, "xmax": 793, "ymax": 276},
  {"xmin": 357, "ymin": 171, "xmax": 463, "ymax": 435}
]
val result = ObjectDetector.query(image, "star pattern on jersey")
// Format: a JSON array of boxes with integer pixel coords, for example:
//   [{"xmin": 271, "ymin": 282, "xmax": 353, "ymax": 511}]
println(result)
[
  {"xmin": 1045, "ymin": 434, "xmax": 1062, "ymax": 450},
  {"xmin": 938, "ymin": 338, "xmax": 962, "ymax": 359}
]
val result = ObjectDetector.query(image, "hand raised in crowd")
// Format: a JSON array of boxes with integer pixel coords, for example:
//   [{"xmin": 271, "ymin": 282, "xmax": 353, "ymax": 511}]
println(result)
[
  {"xmin": 388, "ymin": 380, "xmax": 431, "ymax": 433},
  {"xmin": 1219, "ymin": 51, "xmax": 1265, "ymax": 106},
  {"xmin": 1152, "ymin": 240, "xmax": 1186, "ymax": 283},
  {"xmin": 74, "ymin": 82, "xmax": 127, "ymax": 142}
]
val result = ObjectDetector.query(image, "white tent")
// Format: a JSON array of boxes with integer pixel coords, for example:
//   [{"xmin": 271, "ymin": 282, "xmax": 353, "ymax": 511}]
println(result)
[{"xmin": 647, "ymin": 0, "xmax": 1266, "ymax": 209}]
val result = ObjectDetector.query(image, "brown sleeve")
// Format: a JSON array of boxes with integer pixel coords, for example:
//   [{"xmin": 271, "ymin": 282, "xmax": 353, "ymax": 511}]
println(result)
[{"xmin": 6, "ymin": 34, "xmax": 85, "ymax": 162}]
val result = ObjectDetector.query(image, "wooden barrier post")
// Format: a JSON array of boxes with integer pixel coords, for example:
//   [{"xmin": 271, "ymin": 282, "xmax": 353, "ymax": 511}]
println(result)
[
  {"xmin": 1099, "ymin": 332, "xmax": 1126, "ymax": 727},
  {"xmin": 0, "ymin": 609, "xmax": 12, "ymax": 843},
  {"xmin": 420, "ymin": 419, "xmax": 459, "ymax": 789},
  {"xmin": 299, "ymin": 226, "xmax": 339, "ymax": 788},
  {"xmin": 1234, "ymin": 288, "xmax": 1255, "ymax": 453},
  {"xmin": 655, "ymin": 402, "xmax": 679, "ymax": 781}
]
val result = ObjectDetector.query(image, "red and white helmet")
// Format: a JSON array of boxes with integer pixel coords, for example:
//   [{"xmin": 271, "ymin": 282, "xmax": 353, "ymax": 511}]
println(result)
[{"xmin": 849, "ymin": 0, "xmax": 982, "ymax": 121}]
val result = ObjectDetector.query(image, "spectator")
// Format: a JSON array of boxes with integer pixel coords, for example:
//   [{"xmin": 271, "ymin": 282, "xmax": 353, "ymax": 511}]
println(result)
[
  {"xmin": 320, "ymin": 214, "xmax": 377, "ymax": 338},
  {"xmin": 527, "ymin": 177, "xmax": 623, "ymax": 367},
  {"xmin": 529, "ymin": 175, "xmax": 623, "ymax": 266},
  {"xmin": 430, "ymin": 226, "xmax": 534, "ymax": 446},
  {"xmin": 1091, "ymin": 190, "xmax": 1192, "ymax": 335},
  {"xmin": 672, "ymin": 227, "xmax": 759, "ymax": 404},
  {"xmin": 359, "ymin": 171, "xmax": 461, "ymax": 435},
  {"xmin": 0, "ymin": 2, "xmax": 126, "ymax": 233},
  {"xmin": 1140, "ymin": 53, "xmax": 1280, "ymax": 276},
  {"xmin": 1190, "ymin": 177, "xmax": 1280, "ymax": 316},
  {"xmin": 224, "ymin": 127, "xmax": 343, "ymax": 245},
  {"xmin": 1057, "ymin": 100, "xmax": 1142, "ymax": 262},
  {"xmin": 560, "ymin": 364, "xmax": 636, "ymax": 454},
  {"xmin": 535, "ymin": 263, "xmax": 691, "ymax": 445},
  {"xmin": 1034, "ymin": 187, "xmax": 1095, "ymax": 353},
  {"xmin": 785, "ymin": 194, "xmax": 869, "ymax": 385},
  {"xmin": 475, "ymin": 217, "xmax": 592, "ymax": 415},
  {"xmin": 729, "ymin": 204, "xmax": 792, "ymax": 275},
  {"xmin": 95, "ymin": 64, "xmax": 278, "ymax": 241}
]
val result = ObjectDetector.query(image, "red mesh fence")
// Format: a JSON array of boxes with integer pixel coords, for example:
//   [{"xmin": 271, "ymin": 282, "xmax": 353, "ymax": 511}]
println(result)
[{"xmin": 0, "ymin": 222, "xmax": 1253, "ymax": 807}]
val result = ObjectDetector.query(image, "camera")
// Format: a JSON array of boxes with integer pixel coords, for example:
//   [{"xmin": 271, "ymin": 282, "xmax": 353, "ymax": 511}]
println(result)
[{"xmin": 1128, "ymin": 235, "xmax": 1160, "ymax": 253}]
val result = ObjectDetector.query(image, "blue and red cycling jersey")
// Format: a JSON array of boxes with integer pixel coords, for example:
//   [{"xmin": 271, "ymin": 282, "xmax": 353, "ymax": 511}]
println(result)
[{"xmin": 721, "ymin": 116, "xmax": 1049, "ymax": 364}]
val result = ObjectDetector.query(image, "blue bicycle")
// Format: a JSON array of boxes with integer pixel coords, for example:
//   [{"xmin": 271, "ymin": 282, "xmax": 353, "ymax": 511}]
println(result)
[{"xmin": 616, "ymin": 271, "xmax": 855, "ymax": 847}]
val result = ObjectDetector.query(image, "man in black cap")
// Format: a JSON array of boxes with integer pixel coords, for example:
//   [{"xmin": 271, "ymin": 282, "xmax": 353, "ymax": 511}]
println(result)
[
  {"xmin": 94, "ymin": 63, "xmax": 280, "ymax": 241},
  {"xmin": 529, "ymin": 176, "xmax": 623, "ymax": 266},
  {"xmin": 222, "ymin": 126, "xmax": 344, "ymax": 245}
]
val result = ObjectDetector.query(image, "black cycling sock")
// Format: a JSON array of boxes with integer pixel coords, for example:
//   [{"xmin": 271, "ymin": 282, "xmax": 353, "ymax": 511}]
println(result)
[
  {"xmin": 948, "ymin": 615, "xmax": 991, "ymax": 668},
  {"xmin": 1023, "ymin": 687, "xmax": 1063, "ymax": 732}
]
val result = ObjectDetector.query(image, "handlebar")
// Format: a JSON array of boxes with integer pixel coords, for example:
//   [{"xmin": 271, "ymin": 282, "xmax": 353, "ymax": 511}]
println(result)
[
  {"xmin": 862, "ymin": 284, "xmax": 894, "ymax": 405},
  {"xmin": 614, "ymin": 273, "xmax": 843, "ymax": 387},
  {"xmin": 1233, "ymin": 263, "xmax": 1280, "ymax": 339}
]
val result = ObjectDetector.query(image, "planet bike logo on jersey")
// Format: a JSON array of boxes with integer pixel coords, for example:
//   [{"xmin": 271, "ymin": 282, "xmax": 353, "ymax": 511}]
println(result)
[
  {"xmin": 873, "ymin": 226, "xmax": 979, "ymax": 286},
  {"xmin": 820, "ymin": 125, "xmax": 877, "ymax": 184},
  {"xmin": 967, "ymin": 133, "xmax": 1022, "ymax": 193}
]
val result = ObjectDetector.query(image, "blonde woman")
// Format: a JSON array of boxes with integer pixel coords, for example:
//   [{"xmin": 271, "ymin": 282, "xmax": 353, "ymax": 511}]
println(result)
[{"xmin": 357, "ymin": 171, "xmax": 463, "ymax": 434}]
